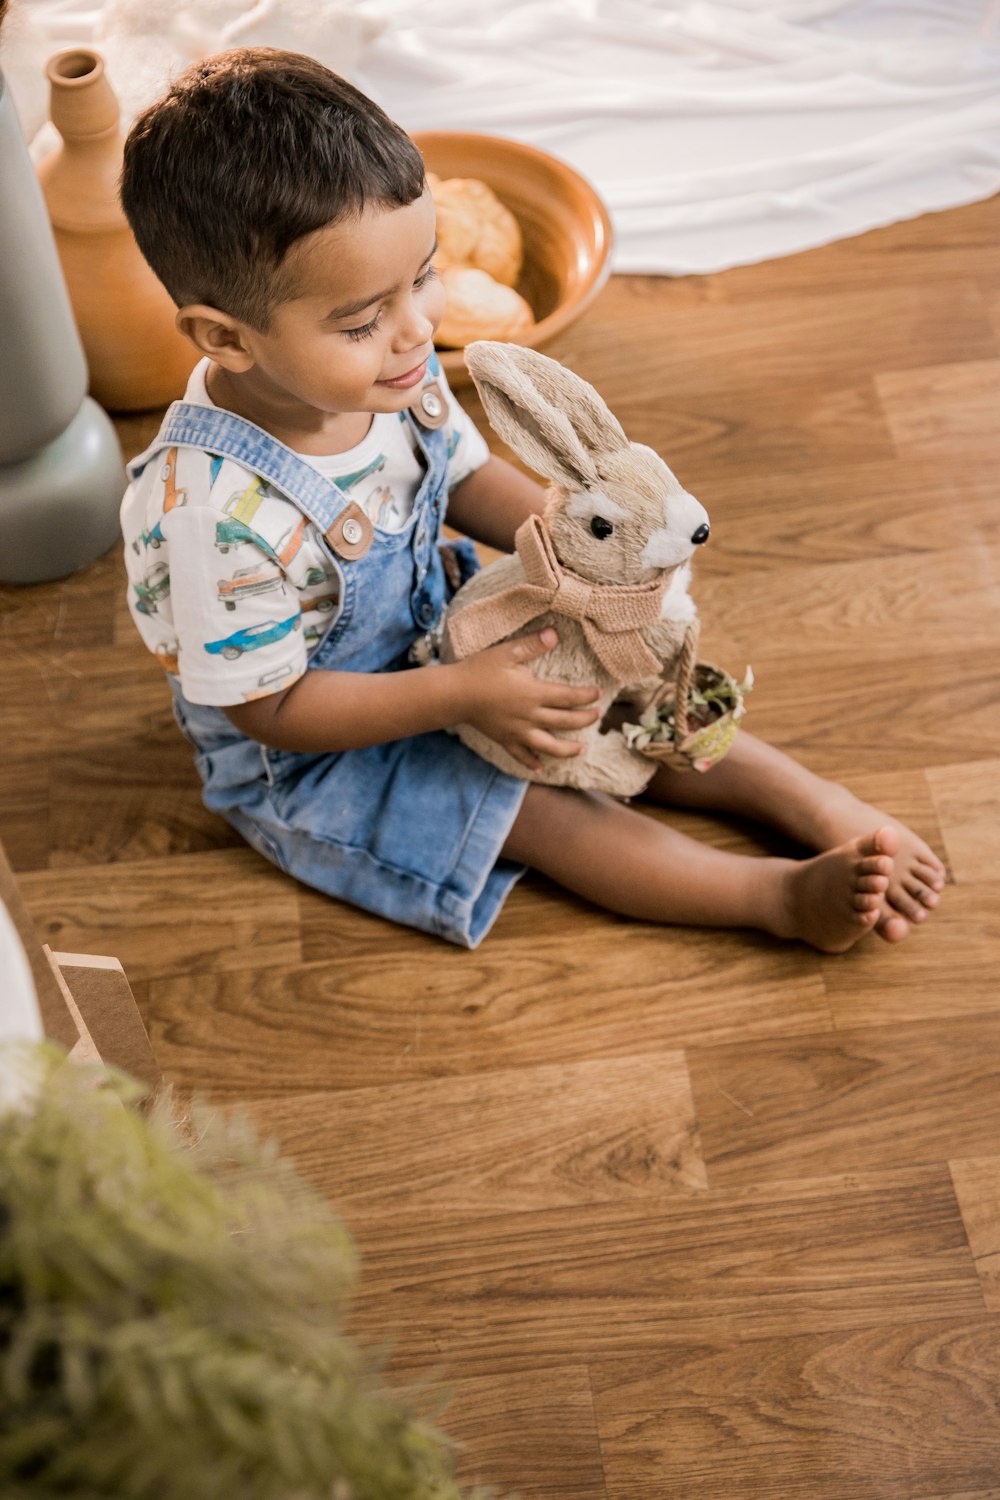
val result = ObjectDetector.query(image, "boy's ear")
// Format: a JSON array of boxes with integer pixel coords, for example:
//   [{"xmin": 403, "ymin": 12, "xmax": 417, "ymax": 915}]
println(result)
[{"xmin": 175, "ymin": 304, "xmax": 256, "ymax": 371}]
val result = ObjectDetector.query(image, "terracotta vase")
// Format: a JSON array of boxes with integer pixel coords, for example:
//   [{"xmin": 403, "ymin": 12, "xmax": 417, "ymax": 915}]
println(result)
[{"xmin": 36, "ymin": 48, "xmax": 196, "ymax": 412}]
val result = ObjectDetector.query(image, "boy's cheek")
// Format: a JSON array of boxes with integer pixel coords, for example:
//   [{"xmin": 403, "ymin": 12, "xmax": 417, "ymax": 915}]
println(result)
[{"xmin": 426, "ymin": 278, "xmax": 447, "ymax": 332}]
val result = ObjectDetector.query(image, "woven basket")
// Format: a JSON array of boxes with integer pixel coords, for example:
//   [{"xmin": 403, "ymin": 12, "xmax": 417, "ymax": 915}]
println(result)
[{"xmin": 632, "ymin": 623, "xmax": 748, "ymax": 773}]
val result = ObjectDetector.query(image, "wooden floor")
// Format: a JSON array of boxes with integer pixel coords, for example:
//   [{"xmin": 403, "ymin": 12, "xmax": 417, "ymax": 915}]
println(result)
[{"xmin": 4, "ymin": 193, "xmax": 1000, "ymax": 1498}]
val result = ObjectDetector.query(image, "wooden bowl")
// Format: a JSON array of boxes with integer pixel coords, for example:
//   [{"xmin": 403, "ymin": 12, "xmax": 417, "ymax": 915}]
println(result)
[{"xmin": 413, "ymin": 131, "xmax": 613, "ymax": 387}]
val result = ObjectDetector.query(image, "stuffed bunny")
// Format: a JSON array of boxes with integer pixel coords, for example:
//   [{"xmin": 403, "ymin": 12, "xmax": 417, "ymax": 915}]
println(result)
[{"xmin": 440, "ymin": 341, "xmax": 712, "ymax": 797}]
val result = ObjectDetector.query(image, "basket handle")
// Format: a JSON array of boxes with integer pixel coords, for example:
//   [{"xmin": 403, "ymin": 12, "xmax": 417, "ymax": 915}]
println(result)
[{"xmin": 647, "ymin": 620, "xmax": 700, "ymax": 736}]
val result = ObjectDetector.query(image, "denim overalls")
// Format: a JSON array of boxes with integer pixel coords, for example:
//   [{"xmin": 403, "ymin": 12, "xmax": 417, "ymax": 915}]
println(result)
[{"xmin": 127, "ymin": 382, "xmax": 528, "ymax": 947}]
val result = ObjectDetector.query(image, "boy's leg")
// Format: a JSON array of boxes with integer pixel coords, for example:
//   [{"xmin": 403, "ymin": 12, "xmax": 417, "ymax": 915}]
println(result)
[
  {"xmin": 502, "ymin": 783, "xmax": 897, "ymax": 955},
  {"xmin": 640, "ymin": 731, "xmax": 946, "ymax": 942}
]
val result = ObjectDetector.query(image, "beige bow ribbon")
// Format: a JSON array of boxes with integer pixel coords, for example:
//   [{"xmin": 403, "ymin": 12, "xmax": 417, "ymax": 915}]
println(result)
[{"xmin": 447, "ymin": 513, "xmax": 670, "ymax": 683}]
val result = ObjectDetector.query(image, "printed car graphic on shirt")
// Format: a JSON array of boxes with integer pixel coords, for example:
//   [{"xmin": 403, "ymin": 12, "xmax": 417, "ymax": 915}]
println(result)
[
  {"xmin": 132, "ymin": 520, "xmax": 165, "ymax": 553},
  {"xmin": 223, "ymin": 475, "xmax": 273, "ymax": 526},
  {"xmin": 214, "ymin": 517, "xmax": 258, "ymax": 553},
  {"xmin": 274, "ymin": 515, "xmax": 306, "ymax": 567},
  {"xmin": 338, "ymin": 454, "xmax": 386, "ymax": 491},
  {"xmin": 133, "ymin": 560, "xmax": 170, "ymax": 615},
  {"xmin": 214, "ymin": 513, "xmax": 306, "ymax": 566},
  {"xmin": 303, "ymin": 591, "xmax": 339, "ymax": 615},
  {"xmin": 241, "ymin": 663, "xmax": 298, "ymax": 701},
  {"xmin": 160, "ymin": 447, "xmax": 188, "ymax": 512},
  {"xmin": 154, "ymin": 641, "xmax": 179, "ymax": 674},
  {"xmin": 204, "ymin": 612, "xmax": 301, "ymax": 660},
  {"xmin": 217, "ymin": 561, "xmax": 286, "ymax": 610},
  {"xmin": 366, "ymin": 484, "xmax": 400, "ymax": 529}
]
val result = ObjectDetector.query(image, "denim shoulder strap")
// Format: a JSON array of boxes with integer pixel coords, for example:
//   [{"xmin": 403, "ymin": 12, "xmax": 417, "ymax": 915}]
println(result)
[{"xmin": 152, "ymin": 401, "xmax": 354, "ymax": 537}]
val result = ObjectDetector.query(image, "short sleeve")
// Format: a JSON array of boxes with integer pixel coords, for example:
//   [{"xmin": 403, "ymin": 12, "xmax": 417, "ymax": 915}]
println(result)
[{"xmin": 165, "ymin": 506, "xmax": 307, "ymax": 706}]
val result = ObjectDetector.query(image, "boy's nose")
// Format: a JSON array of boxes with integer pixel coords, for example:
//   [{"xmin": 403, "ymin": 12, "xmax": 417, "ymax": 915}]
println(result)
[
  {"xmin": 691, "ymin": 522, "xmax": 710, "ymax": 545},
  {"xmin": 398, "ymin": 302, "xmax": 434, "ymax": 349}
]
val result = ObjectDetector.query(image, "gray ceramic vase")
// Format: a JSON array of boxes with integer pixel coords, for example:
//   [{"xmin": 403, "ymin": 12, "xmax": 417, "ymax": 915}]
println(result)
[{"xmin": 0, "ymin": 62, "xmax": 124, "ymax": 584}]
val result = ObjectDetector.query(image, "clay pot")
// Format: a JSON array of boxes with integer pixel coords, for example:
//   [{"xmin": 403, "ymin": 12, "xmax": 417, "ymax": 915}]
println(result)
[{"xmin": 36, "ymin": 48, "xmax": 196, "ymax": 411}]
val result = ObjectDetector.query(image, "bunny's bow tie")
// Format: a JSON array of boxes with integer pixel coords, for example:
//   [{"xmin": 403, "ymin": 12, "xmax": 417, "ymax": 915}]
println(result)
[{"xmin": 447, "ymin": 513, "xmax": 670, "ymax": 683}]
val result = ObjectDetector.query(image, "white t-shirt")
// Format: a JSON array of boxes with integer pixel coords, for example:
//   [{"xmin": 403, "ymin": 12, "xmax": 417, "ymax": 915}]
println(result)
[{"xmin": 120, "ymin": 359, "xmax": 489, "ymax": 706}]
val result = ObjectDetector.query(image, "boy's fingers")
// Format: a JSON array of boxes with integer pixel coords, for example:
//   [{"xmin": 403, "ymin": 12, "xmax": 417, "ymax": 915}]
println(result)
[
  {"xmin": 507, "ymin": 628, "xmax": 558, "ymax": 663},
  {"xmin": 526, "ymin": 731, "xmax": 585, "ymax": 759},
  {"xmin": 545, "ymin": 684, "xmax": 602, "ymax": 708},
  {"xmin": 535, "ymin": 707, "xmax": 601, "ymax": 729}
]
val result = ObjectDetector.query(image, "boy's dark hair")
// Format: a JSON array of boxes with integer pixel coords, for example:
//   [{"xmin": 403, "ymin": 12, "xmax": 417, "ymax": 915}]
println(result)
[{"xmin": 120, "ymin": 48, "xmax": 425, "ymax": 330}]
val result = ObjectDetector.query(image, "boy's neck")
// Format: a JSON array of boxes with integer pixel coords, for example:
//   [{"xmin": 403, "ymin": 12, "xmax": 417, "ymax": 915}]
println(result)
[{"xmin": 205, "ymin": 363, "xmax": 373, "ymax": 456}]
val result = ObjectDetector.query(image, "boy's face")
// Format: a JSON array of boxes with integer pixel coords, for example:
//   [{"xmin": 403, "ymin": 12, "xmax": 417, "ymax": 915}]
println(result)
[{"xmin": 243, "ymin": 189, "xmax": 445, "ymax": 419}]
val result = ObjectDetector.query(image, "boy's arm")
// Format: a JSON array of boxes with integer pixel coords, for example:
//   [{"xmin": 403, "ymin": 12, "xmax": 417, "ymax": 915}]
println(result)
[
  {"xmin": 224, "ymin": 457, "xmax": 586, "ymax": 766},
  {"xmin": 223, "ymin": 631, "xmax": 600, "ymax": 771},
  {"xmin": 446, "ymin": 454, "xmax": 548, "ymax": 552}
]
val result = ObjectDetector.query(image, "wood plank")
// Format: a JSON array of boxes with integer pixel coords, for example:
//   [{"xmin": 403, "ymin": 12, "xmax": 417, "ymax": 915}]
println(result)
[
  {"xmin": 721, "ymin": 647, "xmax": 1000, "ymax": 776},
  {"xmin": 687, "ymin": 1016, "xmax": 1000, "ymax": 1187},
  {"xmin": 877, "ymin": 359, "xmax": 1000, "ymax": 459},
  {"xmin": 692, "ymin": 455, "xmax": 1000, "ymax": 577},
  {"xmin": 590, "ymin": 1318, "xmax": 1000, "ymax": 1500},
  {"xmin": 825, "ymin": 886, "xmax": 1000, "ymax": 1030},
  {"xmin": 950, "ymin": 1157, "xmax": 1000, "ymax": 1313},
  {"xmin": 47, "ymin": 735, "xmax": 242, "ymax": 867},
  {"xmin": 0, "ymin": 753, "xmax": 52, "ymax": 872},
  {"xmin": 344, "ymin": 1168, "xmax": 979, "ymax": 1375},
  {"xmin": 697, "ymin": 544, "xmax": 1000, "ymax": 664},
  {"xmin": 142, "ymin": 912, "xmax": 830, "ymax": 1097},
  {"xmin": 16, "ymin": 848, "xmax": 302, "ymax": 983},
  {"xmin": 926, "ymin": 760, "xmax": 1000, "ymax": 884},
  {"xmin": 250, "ymin": 1051, "xmax": 706, "ymax": 1225},
  {"xmin": 558, "ymin": 281, "xmax": 996, "ymax": 399},
  {"xmin": 424, "ymin": 1367, "xmax": 607, "ymax": 1499}
]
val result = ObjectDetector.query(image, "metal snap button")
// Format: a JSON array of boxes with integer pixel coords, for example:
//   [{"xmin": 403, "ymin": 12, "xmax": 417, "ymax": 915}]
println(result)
[
  {"xmin": 421, "ymin": 390, "xmax": 443, "ymax": 419},
  {"xmin": 342, "ymin": 517, "xmax": 364, "ymax": 545},
  {"xmin": 417, "ymin": 599, "xmax": 435, "ymax": 625}
]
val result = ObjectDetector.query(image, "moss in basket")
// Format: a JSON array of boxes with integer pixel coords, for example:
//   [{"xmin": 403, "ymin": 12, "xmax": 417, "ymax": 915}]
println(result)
[
  {"xmin": 0, "ymin": 1043, "xmax": 493, "ymax": 1500},
  {"xmin": 622, "ymin": 666, "xmax": 754, "ymax": 752}
]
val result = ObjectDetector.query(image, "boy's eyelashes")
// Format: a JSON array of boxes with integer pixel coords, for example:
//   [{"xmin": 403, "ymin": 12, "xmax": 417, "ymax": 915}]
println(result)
[
  {"xmin": 345, "ymin": 310, "xmax": 383, "ymax": 342},
  {"xmin": 339, "ymin": 265, "xmax": 438, "ymax": 342}
]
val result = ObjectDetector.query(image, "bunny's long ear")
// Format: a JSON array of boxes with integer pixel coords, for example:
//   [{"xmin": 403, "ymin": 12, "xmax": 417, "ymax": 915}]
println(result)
[{"xmin": 464, "ymin": 341, "xmax": 629, "ymax": 490}]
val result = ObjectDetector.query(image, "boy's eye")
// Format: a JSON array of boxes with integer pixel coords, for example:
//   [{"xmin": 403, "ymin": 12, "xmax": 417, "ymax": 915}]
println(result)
[
  {"xmin": 414, "ymin": 265, "xmax": 438, "ymax": 289},
  {"xmin": 344, "ymin": 310, "xmax": 383, "ymax": 342}
]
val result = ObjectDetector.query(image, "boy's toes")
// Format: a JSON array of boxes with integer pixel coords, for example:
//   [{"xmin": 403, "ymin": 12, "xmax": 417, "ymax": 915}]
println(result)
[
  {"xmin": 859, "ymin": 826, "xmax": 899, "ymax": 860},
  {"xmin": 887, "ymin": 885, "xmax": 928, "ymax": 924},
  {"xmin": 916, "ymin": 860, "xmax": 947, "ymax": 892},
  {"xmin": 853, "ymin": 890, "xmax": 882, "ymax": 912},
  {"xmin": 906, "ymin": 878, "xmax": 939, "ymax": 908},
  {"xmin": 876, "ymin": 911, "xmax": 910, "ymax": 943}
]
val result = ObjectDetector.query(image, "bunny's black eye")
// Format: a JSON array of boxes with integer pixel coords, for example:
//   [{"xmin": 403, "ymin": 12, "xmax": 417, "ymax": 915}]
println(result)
[{"xmin": 590, "ymin": 516, "xmax": 614, "ymax": 540}]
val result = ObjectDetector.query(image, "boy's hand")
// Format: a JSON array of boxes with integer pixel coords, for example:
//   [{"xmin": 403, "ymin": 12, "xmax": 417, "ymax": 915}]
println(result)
[{"xmin": 456, "ymin": 628, "xmax": 602, "ymax": 771}]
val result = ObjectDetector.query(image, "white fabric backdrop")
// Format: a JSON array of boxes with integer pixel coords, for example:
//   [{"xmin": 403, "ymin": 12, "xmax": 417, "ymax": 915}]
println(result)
[{"xmin": 4, "ymin": 0, "xmax": 1000, "ymax": 273}]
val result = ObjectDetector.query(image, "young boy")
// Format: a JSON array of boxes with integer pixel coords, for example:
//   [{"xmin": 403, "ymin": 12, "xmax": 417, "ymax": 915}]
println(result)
[{"xmin": 119, "ymin": 47, "xmax": 945, "ymax": 952}]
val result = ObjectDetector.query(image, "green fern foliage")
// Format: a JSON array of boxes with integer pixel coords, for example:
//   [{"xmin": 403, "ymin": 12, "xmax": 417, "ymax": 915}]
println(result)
[{"xmin": 0, "ymin": 1044, "xmax": 483, "ymax": 1500}]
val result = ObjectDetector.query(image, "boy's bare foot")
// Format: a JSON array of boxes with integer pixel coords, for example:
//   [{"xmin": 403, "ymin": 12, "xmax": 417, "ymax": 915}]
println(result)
[
  {"xmin": 776, "ymin": 827, "xmax": 897, "ymax": 954},
  {"xmin": 811, "ymin": 788, "xmax": 947, "ymax": 942}
]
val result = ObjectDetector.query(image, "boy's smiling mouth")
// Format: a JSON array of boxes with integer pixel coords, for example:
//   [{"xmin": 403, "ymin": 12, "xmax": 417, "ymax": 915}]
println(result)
[{"xmin": 377, "ymin": 358, "xmax": 429, "ymax": 390}]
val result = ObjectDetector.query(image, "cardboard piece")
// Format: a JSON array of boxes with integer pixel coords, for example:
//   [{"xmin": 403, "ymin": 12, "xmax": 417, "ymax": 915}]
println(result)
[
  {"xmin": 0, "ymin": 836, "xmax": 161, "ymax": 1092},
  {"xmin": 52, "ymin": 952, "xmax": 160, "ymax": 1092}
]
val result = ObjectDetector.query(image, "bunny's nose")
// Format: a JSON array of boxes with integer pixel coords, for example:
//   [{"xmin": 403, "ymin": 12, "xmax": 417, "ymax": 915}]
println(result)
[{"xmin": 691, "ymin": 522, "xmax": 711, "ymax": 545}]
